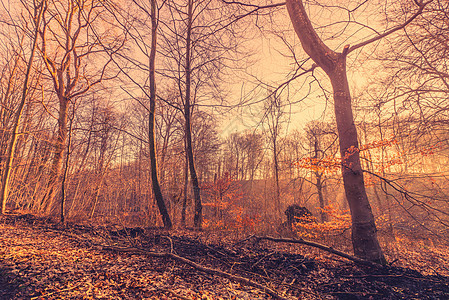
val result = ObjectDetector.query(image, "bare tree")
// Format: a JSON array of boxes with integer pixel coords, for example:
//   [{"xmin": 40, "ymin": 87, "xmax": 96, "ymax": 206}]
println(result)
[
  {"xmin": 184, "ymin": 0, "xmax": 202, "ymax": 228},
  {"xmin": 285, "ymin": 0, "xmax": 431, "ymax": 262},
  {"xmin": 38, "ymin": 0, "xmax": 120, "ymax": 217},
  {"xmin": 148, "ymin": 0, "xmax": 172, "ymax": 228},
  {"xmin": 159, "ymin": 0, "xmax": 245, "ymax": 228},
  {"xmin": 264, "ymin": 93, "xmax": 286, "ymax": 218},
  {"xmin": 108, "ymin": 0, "xmax": 173, "ymax": 228}
]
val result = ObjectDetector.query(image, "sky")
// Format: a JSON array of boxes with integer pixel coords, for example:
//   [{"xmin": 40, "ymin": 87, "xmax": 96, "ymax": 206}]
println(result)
[
  {"xmin": 218, "ymin": 0, "xmax": 391, "ymax": 138},
  {"xmin": 0, "ymin": 0, "xmax": 389, "ymax": 139}
]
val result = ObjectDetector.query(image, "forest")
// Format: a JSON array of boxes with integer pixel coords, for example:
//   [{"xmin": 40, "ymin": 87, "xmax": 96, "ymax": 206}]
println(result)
[{"xmin": 1, "ymin": 0, "xmax": 449, "ymax": 299}]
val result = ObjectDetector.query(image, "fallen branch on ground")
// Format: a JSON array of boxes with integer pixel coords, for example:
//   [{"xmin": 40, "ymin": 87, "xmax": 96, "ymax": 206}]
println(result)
[
  {"xmin": 252, "ymin": 236, "xmax": 383, "ymax": 268},
  {"xmin": 102, "ymin": 245, "xmax": 288, "ymax": 300}
]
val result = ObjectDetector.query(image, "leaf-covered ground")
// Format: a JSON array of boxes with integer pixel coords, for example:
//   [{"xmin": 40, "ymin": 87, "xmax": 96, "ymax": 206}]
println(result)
[{"xmin": 1, "ymin": 214, "xmax": 448, "ymax": 299}]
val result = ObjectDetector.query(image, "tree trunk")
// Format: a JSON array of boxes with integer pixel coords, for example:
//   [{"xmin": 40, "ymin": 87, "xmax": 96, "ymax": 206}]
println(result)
[
  {"xmin": 60, "ymin": 109, "xmax": 74, "ymax": 223},
  {"xmin": 186, "ymin": 111, "xmax": 202, "ymax": 228},
  {"xmin": 316, "ymin": 172, "xmax": 327, "ymax": 222},
  {"xmin": 331, "ymin": 63, "xmax": 384, "ymax": 262},
  {"xmin": 149, "ymin": 0, "xmax": 172, "ymax": 229},
  {"xmin": 286, "ymin": 0, "xmax": 385, "ymax": 263},
  {"xmin": 42, "ymin": 95, "xmax": 69, "ymax": 214},
  {"xmin": 273, "ymin": 137, "xmax": 281, "ymax": 218},
  {"xmin": 181, "ymin": 151, "xmax": 189, "ymax": 228},
  {"xmin": 185, "ymin": 0, "xmax": 202, "ymax": 228},
  {"xmin": 313, "ymin": 139, "xmax": 328, "ymax": 222}
]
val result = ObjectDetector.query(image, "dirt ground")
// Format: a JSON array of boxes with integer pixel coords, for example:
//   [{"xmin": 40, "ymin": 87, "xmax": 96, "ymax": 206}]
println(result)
[{"xmin": 1, "ymin": 214, "xmax": 448, "ymax": 299}]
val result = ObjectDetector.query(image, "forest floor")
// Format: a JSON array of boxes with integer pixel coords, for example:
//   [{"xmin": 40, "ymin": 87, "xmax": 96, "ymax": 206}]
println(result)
[{"xmin": 1, "ymin": 214, "xmax": 449, "ymax": 300}]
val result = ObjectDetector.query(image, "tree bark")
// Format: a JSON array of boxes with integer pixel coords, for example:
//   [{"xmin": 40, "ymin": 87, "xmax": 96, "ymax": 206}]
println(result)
[
  {"xmin": 181, "ymin": 147, "xmax": 189, "ymax": 228},
  {"xmin": 149, "ymin": 0, "xmax": 172, "ymax": 229},
  {"xmin": 286, "ymin": 0, "xmax": 385, "ymax": 263},
  {"xmin": 42, "ymin": 95, "xmax": 69, "ymax": 214}
]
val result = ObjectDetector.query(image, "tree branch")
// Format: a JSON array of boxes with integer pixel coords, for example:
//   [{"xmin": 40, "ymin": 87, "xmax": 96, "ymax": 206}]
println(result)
[
  {"xmin": 253, "ymin": 236, "xmax": 384, "ymax": 268},
  {"xmin": 347, "ymin": 0, "xmax": 433, "ymax": 54}
]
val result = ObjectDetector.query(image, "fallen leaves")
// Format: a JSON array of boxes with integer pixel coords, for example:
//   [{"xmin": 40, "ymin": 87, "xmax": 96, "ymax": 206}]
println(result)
[
  {"xmin": 0, "ymin": 221, "xmax": 281, "ymax": 299},
  {"xmin": 1, "ymin": 214, "xmax": 449, "ymax": 300}
]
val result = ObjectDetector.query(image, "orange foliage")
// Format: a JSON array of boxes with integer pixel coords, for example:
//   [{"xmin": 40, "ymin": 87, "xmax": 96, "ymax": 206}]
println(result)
[
  {"xmin": 293, "ymin": 205, "xmax": 351, "ymax": 239},
  {"xmin": 359, "ymin": 137, "xmax": 398, "ymax": 151},
  {"xmin": 293, "ymin": 137, "xmax": 410, "ymax": 180},
  {"xmin": 420, "ymin": 141, "xmax": 443, "ymax": 156},
  {"xmin": 293, "ymin": 156, "xmax": 340, "ymax": 174},
  {"xmin": 202, "ymin": 173, "xmax": 259, "ymax": 232}
]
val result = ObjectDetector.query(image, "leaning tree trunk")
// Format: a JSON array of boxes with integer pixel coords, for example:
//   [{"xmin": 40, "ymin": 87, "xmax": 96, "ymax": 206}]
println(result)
[
  {"xmin": 149, "ymin": 0, "xmax": 172, "ymax": 229},
  {"xmin": 329, "ymin": 60, "xmax": 385, "ymax": 263},
  {"xmin": 286, "ymin": 0, "xmax": 385, "ymax": 263}
]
